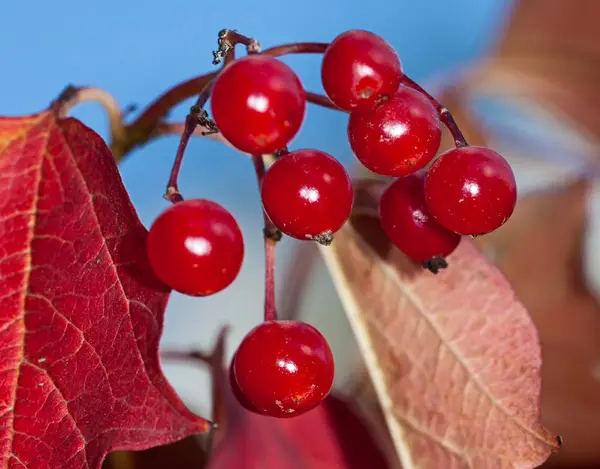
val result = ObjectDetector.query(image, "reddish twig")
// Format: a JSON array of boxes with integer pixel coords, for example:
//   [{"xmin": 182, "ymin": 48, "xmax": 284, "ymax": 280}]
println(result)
[
  {"xmin": 164, "ymin": 82, "xmax": 215, "ymax": 202},
  {"xmin": 261, "ymin": 42, "xmax": 328, "ymax": 57},
  {"xmin": 53, "ymin": 85, "xmax": 127, "ymax": 148},
  {"xmin": 57, "ymin": 36, "xmax": 467, "ymax": 169},
  {"xmin": 155, "ymin": 121, "xmax": 227, "ymax": 142},
  {"xmin": 400, "ymin": 74, "xmax": 468, "ymax": 147},
  {"xmin": 114, "ymin": 42, "xmax": 329, "ymax": 160},
  {"xmin": 251, "ymin": 154, "xmax": 281, "ymax": 322},
  {"xmin": 164, "ymin": 34, "xmax": 328, "ymax": 202},
  {"xmin": 306, "ymin": 91, "xmax": 342, "ymax": 112}
]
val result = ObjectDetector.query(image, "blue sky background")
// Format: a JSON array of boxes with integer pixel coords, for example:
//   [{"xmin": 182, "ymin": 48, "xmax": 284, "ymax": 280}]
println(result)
[{"xmin": 1, "ymin": 0, "xmax": 513, "ymax": 415}]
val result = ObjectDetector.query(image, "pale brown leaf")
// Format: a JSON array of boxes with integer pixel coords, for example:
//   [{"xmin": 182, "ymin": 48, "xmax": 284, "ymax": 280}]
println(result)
[{"xmin": 318, "ymin": 180, "xmax": 559, "ymax": 469}]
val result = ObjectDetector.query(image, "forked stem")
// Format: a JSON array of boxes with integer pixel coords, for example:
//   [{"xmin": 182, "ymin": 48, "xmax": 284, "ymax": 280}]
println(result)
[
  {"xmin": 213, "ymin": 29, "xmax": 261, "ymax": 65},
  {"xmin": 165, "ymin": 33, "xmax": 329, "ymax": 202},
  {"xmin": 251, "ymin": 154, "xmax": 281, "ymax": 322},
  {"xmin": 400, "ymin": 74, "xmax": 468, "ymax": 148}
]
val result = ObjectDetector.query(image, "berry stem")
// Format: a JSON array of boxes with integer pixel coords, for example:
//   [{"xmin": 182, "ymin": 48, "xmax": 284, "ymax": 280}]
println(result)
[
  {"xmin": 251, "ymin": 154, "xmax": 281, "ymax": 322},
  {"xmin": 164, "ymin": 82, "xmax": 216, "ymax": 202},
  {"xmin": 115, "ymin": 42, "xmax": 333, "ymax": 157},
  {"xmin": 261, "ymin": 42, "xmax": 328, "ymax": 57},
  {"xmin": 400, "ymin": 74, "xmax": 468, "ymax": 148},
  {"xmin": 164, "ymin": 33, "xmax": 330, "ymax": 203},
  {"xmin": 306, "ymin": 91, "xmax": 341, "ymax": 111},
  {"xmin": 263, "ymin": 238, "xmax": 278, "ymax": 322}
]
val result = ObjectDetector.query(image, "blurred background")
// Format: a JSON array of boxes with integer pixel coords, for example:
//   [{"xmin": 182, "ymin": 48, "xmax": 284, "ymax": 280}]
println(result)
[{"xmin": 3, "ymin": 0, "xmax": 600, "ymax": 467}]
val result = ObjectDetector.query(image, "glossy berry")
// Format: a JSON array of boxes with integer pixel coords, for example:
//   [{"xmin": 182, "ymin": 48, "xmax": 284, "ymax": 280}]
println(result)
[
  {"xmin": 424, "ymin": 146, "xmax": 517, "ymax": 236},
  {"xmin": 379, "ymin": 172, "xmax": 461, "ymax": 271},
  {"xmin": 321, "ymin": 30, "xmax": 402, "ymax": 111},
  {"xmin": 261, "ymin": 149, "xmax": 353, "ymax": 244},
  {"xmin": 147, "ymin": 199, "xmax": 244, "ymax": 296},
  {"xmin": 211, "ymin": 55, "xmax": 306, "ymax": 154},
  {"xmin": 233, "ymin": 320, "xmax": 334, "ymax": 418},
  {"xmin": 348, "ymin": 86, "xmax": 442, "ymax": 177},
  {"xmin": 229, "ymin": 354, "xmax": 262, "ymax": 414}
]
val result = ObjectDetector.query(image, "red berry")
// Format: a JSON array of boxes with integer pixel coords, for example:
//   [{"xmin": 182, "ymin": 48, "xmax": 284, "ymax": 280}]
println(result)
[
  {"xmin": 233, "ymin": 320, "xmax": 334, "ymax": 418},
  {"xmin": 229, "ymin": 354, "xmax": 262, "ymax": 414},
  {"xmin": 348, "ymin": 86, "xmax": 441, "ymax": 177},
  {"xmin": 211, "ymin": 55, "xmax": 306, "ymax": 154},
  {"xmin": 261, "ymin": 149, "xmax": 353, "ymax": 244},
  {"xmin": 147, "ymin": 199, "xmax": 244, "ymax": 296},
  {"xmin": 379, "ymin": 173, "xmax": 461, "ymax": 270},
  {"xmin": 424, "ymin": 146, "xmax": 517, "ymax": 236},
  {"xmin": 321, "ymin": 30, "xmax": 402, "ymax": 111}
]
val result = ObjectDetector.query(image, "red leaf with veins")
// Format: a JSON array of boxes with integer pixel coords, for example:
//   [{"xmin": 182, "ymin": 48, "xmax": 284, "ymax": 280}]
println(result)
[
  {"xmin": 317, "ymin": 179, "xmax": 560, "ymax": 469},
  {"xmin": 0, "ymin": 113, "xmax": 209, "ymax": 469}
]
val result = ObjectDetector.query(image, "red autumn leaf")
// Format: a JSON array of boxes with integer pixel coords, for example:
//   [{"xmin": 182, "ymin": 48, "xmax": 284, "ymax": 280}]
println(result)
[
  {"xmin": 0, "ymin": 112, "xmax": 210, "ymax": 469},
  {"xmin": 317, "ymin": 179, "xmax": 560, "ymax": 469}
]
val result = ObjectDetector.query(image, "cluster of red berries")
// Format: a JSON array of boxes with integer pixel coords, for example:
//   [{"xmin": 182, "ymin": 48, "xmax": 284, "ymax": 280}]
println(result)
[
  {"xmin": 320, "ymin": 30, "xmax": 517, "ymax": 271},
  {"xmin": 145, "ymin": 29, "xmax": 518, "ymax": 418}
]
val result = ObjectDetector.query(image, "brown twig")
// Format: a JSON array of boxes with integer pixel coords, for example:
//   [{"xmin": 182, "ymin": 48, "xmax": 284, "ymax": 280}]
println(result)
[
  {"xmin": 57, "ymin": 37, "xmax": 469, "ymax": 167},
  {"xmin": 112, "ymin": 42, "xmax": 329, "ymax": 161},
  {"xmin": 52, "ymin": 85, "xmax": 126, "ymax": 148}
]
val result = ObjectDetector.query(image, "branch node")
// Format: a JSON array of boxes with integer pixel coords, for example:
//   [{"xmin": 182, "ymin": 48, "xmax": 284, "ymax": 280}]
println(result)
[
  {"xmin": 53, "ymin": 84, "xmax": 79, "ymax": 109},
  {"xmin": 164, "ymin": 186, "xmax": 184, "ymax": 203},
  {"xmin": 247, "ymin": 39, "xmax": 261, "ymax": 54},
  {"xmin": 192, "ymin": 106, "xmax": 219, "ymax": 133},
  {"xmin": 263, "ymin": 226, "xmax": 283, "ymax": 242},
  {"xmin": 213, "ymin": 29, "xmax": 235, "ymax": 65},
  {"xmin": 212, "ymin": 28, "xmax": 261, "ymax": 64}
]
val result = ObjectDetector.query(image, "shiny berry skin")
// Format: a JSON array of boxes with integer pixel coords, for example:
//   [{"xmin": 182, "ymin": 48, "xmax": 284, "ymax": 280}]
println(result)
[
  {"xmin": 147, "ymin": 199, "xmax": 244, "ymax": 296},
  {"xmin": 233, "ymin": 320, "xmax": 334, "ymax": 418},
  {"xmin": 379, "ymin": 173, "xmax": 461, "ymax": 267},
  {"xmin": 321, "ymin": 30, "xmax": 402, "ymax": 111},
  {"xmin": 229, "ymin": 354, "xmax": 262, "ymax": 414},
  {"xmin": 211, "ymin": 55, "xmax": 306, "ymax": 154},
  {"xmin": 348, "ymin": 86, "xmax": 442, "ymax": 177},
  {"xmin": 424, "ymin": 146, "xmax": 517, "ymax": 236},
  {"xmin": 261, "ymin": 149, "xmax": 353, "ymax": 244}
]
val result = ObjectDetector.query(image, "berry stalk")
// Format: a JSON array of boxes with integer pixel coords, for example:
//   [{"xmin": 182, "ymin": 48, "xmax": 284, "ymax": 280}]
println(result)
[
  {"xmin": 164, "ymin": 35, "xmax": 332, "ymax": 202},
  {"xmin": 164, "ymin": 82, "xmax": 215, "ymax": 202},
  {"xmin": 165, "ymin": 30, "xmax": 262, "ymax": 202},
  {"xmin": 400, "ymin": 74, "xmax": 468, "ymax": 148},
  {"xmin": 251, "ymin": 154, "xmax": 282, "ymax": 322}
]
